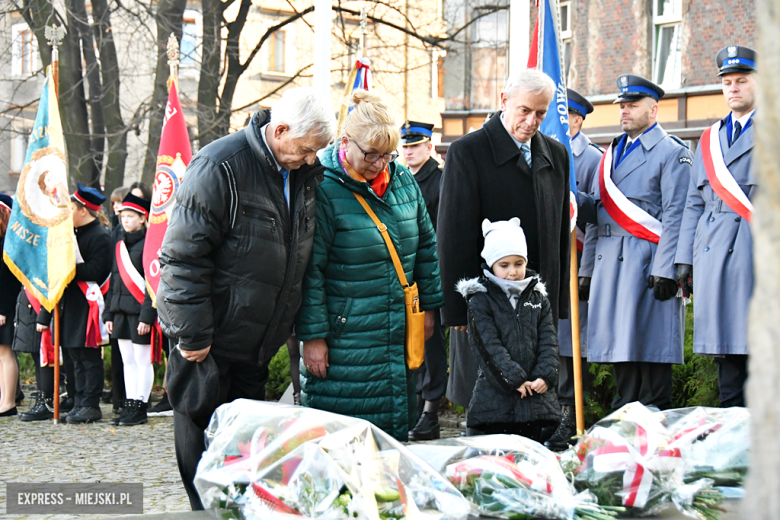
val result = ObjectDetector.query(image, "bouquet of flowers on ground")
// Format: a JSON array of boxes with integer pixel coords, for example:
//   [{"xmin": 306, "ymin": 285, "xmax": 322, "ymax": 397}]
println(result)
[
  {"xmin": 194, "ymin": 399, "xmax": 472, "ymax": 520},
  {"xmin": 662, "ymin": 406, "xmax": 749, "ymax": 490},
  {"xmin": 560, "ymin": 403, "xmax": 725, "ymax": 520},
  {"xmin": 407, "ymin": 435, "xmax": 624, "ymax": 520}
]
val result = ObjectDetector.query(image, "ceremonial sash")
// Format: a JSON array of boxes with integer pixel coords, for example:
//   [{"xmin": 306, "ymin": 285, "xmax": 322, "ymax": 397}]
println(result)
[
  {"xmin": 598, "ymin": 144, "xmax": 663, "ymax": 244},
  {"xmin": 576, "ymin": 227, "xmax": 585, "ymax": 252},
  {"xmin": 25, "ymin": 288, "xmax": 57, "ymax": 367},
  {"xmin": 78, "ymin": 278, "xmax": 110, "ymax": 348},
  {"xmin": 117, "ymin": 240, "xmax": 146, "ymax": 305},
  {"xmin": 699, "ymin": 122, "xmax": 754, "ymax": 223}
]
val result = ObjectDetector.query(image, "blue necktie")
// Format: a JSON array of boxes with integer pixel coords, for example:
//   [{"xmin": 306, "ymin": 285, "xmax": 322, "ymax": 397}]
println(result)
[
  {"xmin": 731, "ymin": 122, "xmax": 742, "ymax": 146},
  {"xmin": 281, "ymin": 169, "xmax": 290, "ymax": 208},
  {"xmin": 521, "ymin": 142, "xmax": 532, "ymax": 168}
]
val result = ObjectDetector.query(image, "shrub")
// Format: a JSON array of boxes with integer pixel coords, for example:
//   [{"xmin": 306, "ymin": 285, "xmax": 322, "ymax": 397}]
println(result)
[{"xmin": 266, "ymin": 344, "xmax": 292, "ymax": 401}]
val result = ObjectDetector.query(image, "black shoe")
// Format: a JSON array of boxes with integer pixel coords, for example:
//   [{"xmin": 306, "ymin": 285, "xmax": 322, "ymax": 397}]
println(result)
[
  {"xmin": 19, "ymin": 392, "xmax": 54, "ymax": 422},
  {"xmin": 67, "ymin": 406, "xmax": 102, "ymax": 424},
  {"xmin": 148, "ymin": 393, "xmax": 173, "ymax": 416},
  {"xmin": 111, "ymin": 400, "xmax": 133, "ymax": 425},
  {"xmin": 113, "ymin": 405, "xmax": 125, "ymax": 415},
  {"xmin": 120, "ymin": 400, "xmax": 148, "ymax": 426},
  {"xmin": 408, "ymin": 412, "xmax": 440, "ymax": 441},
  {"xmin": 59, "ymin": 397, "xmax": 75, "ymax": 413},
  {"xmin": 545, "ymin": 405, "xmax": 577, "ymax": 452},
  {"xmin": 0, "ymin": 406, "xmax": 18, "ymax": 417}
]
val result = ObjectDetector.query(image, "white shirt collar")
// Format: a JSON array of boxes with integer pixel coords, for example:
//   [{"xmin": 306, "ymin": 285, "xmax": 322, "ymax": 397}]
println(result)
[
  {"xmin": 500, "ymin": 112, "xmax": 531, "ymax": 150},
  {"xmin": 734, "ymin": 109, "xmax": 755, "ymax": 128},
  {"xmin": 260, "ymin": 123, "xmax": 283, "ymax": 171}
]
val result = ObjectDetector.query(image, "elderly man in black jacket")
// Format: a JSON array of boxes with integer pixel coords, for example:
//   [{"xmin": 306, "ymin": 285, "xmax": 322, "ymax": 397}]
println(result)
[
  {"xmin": 157, "ymin": 87, "xmax": 336, "ymax": 510},
  {"xmin": 438, "ymin": 69, "xmax": 571, "ymax": 425}
]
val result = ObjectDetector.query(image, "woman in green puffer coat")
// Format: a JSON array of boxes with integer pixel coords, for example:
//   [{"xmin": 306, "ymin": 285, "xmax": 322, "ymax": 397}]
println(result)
[{"xmin": 296, "ymin": 90, "xmax": 443, "ymax": 442}]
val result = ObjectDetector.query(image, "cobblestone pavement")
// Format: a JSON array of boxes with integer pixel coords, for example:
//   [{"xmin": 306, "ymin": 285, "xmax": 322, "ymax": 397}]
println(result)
[{"xmin": 1, "ymin": 393, "xmax": 465, "ymax": 519}]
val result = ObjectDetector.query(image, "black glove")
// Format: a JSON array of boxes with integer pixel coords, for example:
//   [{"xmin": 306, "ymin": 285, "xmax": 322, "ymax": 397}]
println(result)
[
  {"xmin": 578, "ymin": 277, "xmax": 591, "ymax": 301},
  {"xmin": 674, "ymin": 263, "xmax": 693, "ymax": 297},
  {"xmin": 648, "ymin": 276, "xmax": 677, "ymax": 301}
]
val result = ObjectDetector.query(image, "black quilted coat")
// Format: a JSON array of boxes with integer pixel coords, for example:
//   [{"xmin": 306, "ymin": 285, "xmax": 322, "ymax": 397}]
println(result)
[{"xmin": 459, "ymin": 272, "xmax": 561, "ymax": 429}]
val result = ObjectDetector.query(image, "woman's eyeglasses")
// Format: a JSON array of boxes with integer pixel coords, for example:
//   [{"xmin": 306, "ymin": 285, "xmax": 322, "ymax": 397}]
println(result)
[{"xmin": 352, "ymin": 140, "xmax": 399, "ymax": 164}]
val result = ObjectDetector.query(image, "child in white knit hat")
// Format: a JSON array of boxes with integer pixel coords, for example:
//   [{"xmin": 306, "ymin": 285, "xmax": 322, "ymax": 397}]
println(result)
[{"xmin": 456, "ymin": 218, "xmax": 560, "ymax": 440}]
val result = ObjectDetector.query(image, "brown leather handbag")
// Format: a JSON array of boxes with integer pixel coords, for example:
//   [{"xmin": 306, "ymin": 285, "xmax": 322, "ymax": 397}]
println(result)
[{"xmin": 353, "ymin": 192, "xmax": 426, "ymax": 370}]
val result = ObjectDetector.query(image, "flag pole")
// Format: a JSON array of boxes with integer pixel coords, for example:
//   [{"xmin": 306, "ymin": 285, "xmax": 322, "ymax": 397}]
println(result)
[
  {"xmin": 166, "ymin": 33, "xmax": 180, "ymax": 90},
  {"xmin": 45, "ymin": 23, "xmax": 66, "ymax": 424},
  {"xmin": 570, "ymin": 230, "xmax": 585, "ymax": 435}
]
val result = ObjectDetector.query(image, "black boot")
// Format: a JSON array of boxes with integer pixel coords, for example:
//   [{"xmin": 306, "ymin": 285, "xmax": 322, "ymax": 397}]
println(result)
[
  {"xmin": 148, "ymin": 392, "xmax": 173, "ymax": 416},
  {"xmin": 120, "ymin": 400, "xmax": 148, "ymax": 426},
  {"xmin": 111, "ymin": 399, "xmax": 133, "ymax": 425},
  {"xmin": 415, "ymin": 394, "xmax": 425, "ymax": 421},
  {"xmin": 545, "ymin": 405, "xmax": 577, "ymax": 451},
  {"xmin": 19, "ymin": 392, "xmax": 54, "ymax": 422},
  {"xmin": 59, "ymin": 397, "xmax": 75, "ymax": 413},
  {"xmin": 409, "ymin": 399, "xmax": 441, "ymax": 441}
]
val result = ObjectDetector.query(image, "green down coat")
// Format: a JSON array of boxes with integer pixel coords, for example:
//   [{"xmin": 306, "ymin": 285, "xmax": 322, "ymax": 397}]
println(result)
[{"xmin": 296, "ymin": 144, "xmax": 444, "ymax": 441}]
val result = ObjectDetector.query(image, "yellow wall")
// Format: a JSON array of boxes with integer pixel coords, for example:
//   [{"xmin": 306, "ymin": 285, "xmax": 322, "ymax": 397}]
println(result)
[
  {"xmin": 657, "ymin": 98, "xmax": 678, "ymax": 122},
  {"xmin": 688, "ymin": 94, "xmax": 731, "ymax": 120},
  {"xmin": 582, "ymin": 103, "xmax": 621, "ymax": 129}
]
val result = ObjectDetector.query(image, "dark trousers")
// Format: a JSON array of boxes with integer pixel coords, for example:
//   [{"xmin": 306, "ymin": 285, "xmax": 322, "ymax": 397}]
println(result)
[
  {"xmin": 68, "ymin": 347, "xmax": 104, "ymax": 408},
  {"xmin": 287, "ymin": 334, "xmax": 301, "ymax": 395},
  {"xmin": 414, "ymin": 311, "xmax": 447, "ymax": 401},
  {"xmin": 715, "ymin": 355, "xmax": 748, "ymax": 407},
  {"xmin": 174, "ymin": 353, "xmax": 269, "ymax": 510},
  {"xmin": 36, "ymin": 348, "xmax": 76, "ymax": 398},
  {"xmin": 110, "ymin": 339, "xmax": 126, "ymax": 407},
  {"xmin": 558, "ymin": 355, "xmax": 589, "ymax": 407},
  {"xmin": 478, "ymin": 422, "xmax": 543, "ymax": 442},
  {"xmin": 612, "ymin": 362, "xmax": 673, "ymax": 410}
]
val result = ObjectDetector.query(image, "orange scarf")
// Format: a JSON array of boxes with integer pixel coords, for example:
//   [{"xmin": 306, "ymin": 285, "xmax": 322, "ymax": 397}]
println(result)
[{"xmin": 339, "ymin": 145, "xmax": 390, "ymax": 198}]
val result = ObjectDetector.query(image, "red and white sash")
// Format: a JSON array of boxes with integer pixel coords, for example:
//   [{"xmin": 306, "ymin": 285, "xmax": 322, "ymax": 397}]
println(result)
[
  {"xmin": 117, "ymin": 240, "xmax": 146, "ymax": 305},
  {"xmin": 598, "ymin": 144, "xmax": 663, "ymax": 244},
  {"xmin": 25, "ymin": 289, "xmax": 58, "ymax": 366},
  {"xmin": 78, "ymin": 278, "xmax": 110, "ymax": 348},
  {"xmin": 699, "ymin": 122, "xmax": 754, "ymax": 223}
]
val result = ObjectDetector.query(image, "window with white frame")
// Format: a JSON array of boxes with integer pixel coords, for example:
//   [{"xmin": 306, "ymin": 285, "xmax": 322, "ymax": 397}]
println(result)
[
  {"xmin": 264, "ymin": 22, "xmax": 296, "ymax": 77},
  {"xmin": 11, "ymin": 23, "xmax": 38, "ymax": 77},
  {"xmin": 11, "ymin": 129, "xmax": 29, "ymax": 174},
  {"xmin": 653, "ymin": 0, "xmax": 682, "ymax": 89},
  {"xmin": 181, "ymin": 10, "xmax": 202, "ymax": 67},
  {"xmin": 560, "ymin": 1, "xmax": 573, "ymax": 82},
  {"xmin": 470, "ymin": 9, "xmax": 508, "ymax": 110}
]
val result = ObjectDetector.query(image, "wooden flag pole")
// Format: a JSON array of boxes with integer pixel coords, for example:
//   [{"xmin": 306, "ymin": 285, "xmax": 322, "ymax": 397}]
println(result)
[
  {"xmin": 45, "ymin": 23, "xmax": 66, "ymax": 425},
  {"xmin": 569, "ymin": 229, "xmax": 586, "ymax": 435}
]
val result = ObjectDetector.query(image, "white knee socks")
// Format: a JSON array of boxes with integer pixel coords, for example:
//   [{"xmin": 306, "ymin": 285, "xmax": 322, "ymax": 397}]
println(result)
[{"xmin": 117, "ymin": 339, "xmax": 153, "ymax": 403}]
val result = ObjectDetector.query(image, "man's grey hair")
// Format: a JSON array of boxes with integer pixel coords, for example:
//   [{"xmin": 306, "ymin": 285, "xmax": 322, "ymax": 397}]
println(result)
[
  {"xmin": 270, "ymin": 87, "xmax": 337, "ymax": 142},
  {"xmin": 503, "ymin": 69, "xmax": 556, "ymax": 101}
]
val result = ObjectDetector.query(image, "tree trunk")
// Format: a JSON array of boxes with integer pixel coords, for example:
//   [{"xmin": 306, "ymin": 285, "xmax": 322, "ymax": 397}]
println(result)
[
  {"xmin": 196, "ymin": 0, "xmax": 222, "ymax": 149},
  {"xmin": 93, "ymin": 0, "xmax": 127, "ymax": 196},
  {"xmin": 743, "ymin": 0, "xmax": 780, "ymax": 516},
  {"xmin": 142, "ymin": 0, "xmax": 187, "ymax": 185}
]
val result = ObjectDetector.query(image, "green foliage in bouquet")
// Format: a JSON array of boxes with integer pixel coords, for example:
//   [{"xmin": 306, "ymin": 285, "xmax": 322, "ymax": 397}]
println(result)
[{"xmin": 266, "ymin": 344, "xmax": 293, "ymax": 401}]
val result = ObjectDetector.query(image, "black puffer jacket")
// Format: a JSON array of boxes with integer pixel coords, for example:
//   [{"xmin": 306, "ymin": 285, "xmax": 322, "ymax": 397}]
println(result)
[
  {"xmin": 103, "ymin": 227, "xmax": 156, "ymax": 324},
  {"xmin": 157, "ymin": 110, "xmax": 324, "ymax": 364},
  {"xmin": 459, "ymin": 272, "xmax": 560, "ymax": 428},
  {"xmin": 12, "ymin": 290, "xmax": 40, "ymax": 354}
]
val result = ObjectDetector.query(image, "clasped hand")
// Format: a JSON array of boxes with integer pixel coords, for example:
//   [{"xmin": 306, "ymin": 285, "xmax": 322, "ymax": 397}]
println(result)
[{"xmin": 517, "ymin": 378, "xmax": 548, "ymax": 398}]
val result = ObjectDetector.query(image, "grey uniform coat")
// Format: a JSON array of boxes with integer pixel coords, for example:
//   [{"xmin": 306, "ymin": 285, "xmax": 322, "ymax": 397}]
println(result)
[
  {"xmin": 675, "ymin": 114, "xmax": 754, "ymax": 355},
  {"xmin": 582, "ymin": 123, "xmax": 692, "ymax": 364},
  {"xmin": 559, "ymin": 132, "xmax": 603, "ymax": 357}
]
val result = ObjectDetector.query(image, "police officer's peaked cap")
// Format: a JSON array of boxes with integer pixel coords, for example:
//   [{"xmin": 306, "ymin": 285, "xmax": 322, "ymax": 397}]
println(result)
[
  {"xmin": 717, "ymin": 45, "xmax": 757, "ymax": 76},
  {"xmin": 614, "ymin": 74, "xmax": 665, "ymax": 103},
  {"xmin": 567, "ymin": 88, "xmax": 594, "ymax": 118},
  {"xmin": 400, "ymin": 121, "xmax": 434, "ymax": 146}
]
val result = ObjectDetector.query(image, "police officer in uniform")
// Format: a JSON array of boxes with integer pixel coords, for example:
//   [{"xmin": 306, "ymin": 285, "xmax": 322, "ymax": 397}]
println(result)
[
  {"xmin": 401, "ymin": 121, "xmax": 447, "ymax": 440},
  {"xmin": 547, "ymin": 89, "xmax": 603, "ymax": 450},
  {"xmin": 580, "ymin": 75, "xmax": 692, "ymax": 410},
  {"xmin": 675, "ymin": 46, "xmax": 757, "ymax": 408}
]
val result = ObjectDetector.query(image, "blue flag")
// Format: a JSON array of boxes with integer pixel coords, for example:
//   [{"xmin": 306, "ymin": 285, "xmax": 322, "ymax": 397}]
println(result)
[
  {"xmin": 3, "ymin": 67, "xmax": 76, "ymax": 311},
  {"xmin": 532, "ymin": 0, "xmax": 578, "ymax": 229}
]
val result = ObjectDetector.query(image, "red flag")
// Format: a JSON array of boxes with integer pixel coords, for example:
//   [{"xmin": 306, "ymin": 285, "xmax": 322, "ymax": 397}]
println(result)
[
  {"xmin": 143, "ymin": 80, "xmax": 192, "ymax": 307},
  {"xmin": 527, "ymin": 17, "xmax": 540, "ymax": 68}
]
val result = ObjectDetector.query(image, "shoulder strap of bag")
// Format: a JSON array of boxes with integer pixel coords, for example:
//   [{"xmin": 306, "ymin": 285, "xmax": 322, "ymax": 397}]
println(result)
[{"xmin": 353, "ymin": 192, "xmax": 410, "ymax": 287}]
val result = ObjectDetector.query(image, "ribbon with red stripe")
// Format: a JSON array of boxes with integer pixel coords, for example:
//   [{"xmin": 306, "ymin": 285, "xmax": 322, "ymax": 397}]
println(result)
[
  {"xmin": 78, "ymin": 277, "xmax": 110, "ymax": 348},
  {"xmin": 598, "ymin": 144, "xmax": 663, "ymax": 244},
  {"xmin": 117, "ymin": 240, "xmax": 146, "ymax": 305},
  {"xmin": 151, "ymin": 320, "xmax": 164, "ymax": 363},
  {"xmin": 699, "ymin": 122, "xmax": 754, "ymax": 223},
  {"xmin": 25, "ymin": 288, "xmax": 58, "ymax": 366}
]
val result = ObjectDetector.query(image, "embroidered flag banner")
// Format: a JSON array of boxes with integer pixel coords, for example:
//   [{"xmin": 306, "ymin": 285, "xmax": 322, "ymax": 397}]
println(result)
[
  {"xmin": 3, "ymin": 67, "xmax": 76, "ymax": 311},
  {"xmin": 143, "ymin": 80, "xmax": 192, "ymax": 306},
  {"xmin": 528, "ymin": 0, "xmax": 578, "ymax": 231}
]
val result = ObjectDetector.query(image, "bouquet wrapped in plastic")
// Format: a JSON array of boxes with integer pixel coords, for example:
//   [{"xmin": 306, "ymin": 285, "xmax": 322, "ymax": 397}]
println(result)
[
  {"xmin": 662, "ymin": 406, "xmax": 749, "ymax": 490},
  {"xmin": 193, "ymin": 399, "xmax": 472, "ymax": 520},
  {"xmin": 561, "ymin": 403, "xmax": 725, "ymax": 519},
  {"xmin": 407, "ymin": 435, "xmax": 624, "ymax": 520}
]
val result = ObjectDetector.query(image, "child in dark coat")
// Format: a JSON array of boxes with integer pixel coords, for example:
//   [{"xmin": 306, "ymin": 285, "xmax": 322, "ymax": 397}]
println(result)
[
  {"xmin": 457, "ymin": 218, "xmax": 560, "ymax": 441},
  {"xmin": 103, "ymin": 193, "xmax": 156, "ymax": 426}
]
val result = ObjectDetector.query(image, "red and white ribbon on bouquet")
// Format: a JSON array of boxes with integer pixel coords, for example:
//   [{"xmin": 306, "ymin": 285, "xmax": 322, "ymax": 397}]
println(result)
[
  {"xmin": 700, "ymin": 121, "xmax": 754, "ymax": 223},
  {"xmin": 598, "ymin": 144, "xmax": 663, "ymax": 244},
  {"xmin": 590, "ymin": 425, "xmax": 682, "ymax": 508}
]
